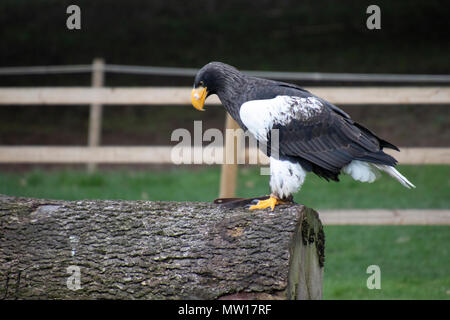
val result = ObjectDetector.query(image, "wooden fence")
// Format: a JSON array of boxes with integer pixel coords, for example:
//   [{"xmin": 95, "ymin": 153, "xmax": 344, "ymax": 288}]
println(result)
[
  {"xmin": 1, "ymin": 61, "xmax": 449, "ymax": 201},
  {"xmin": 1, "ymin": 86, "xmax": 449, "ymax": 196}
]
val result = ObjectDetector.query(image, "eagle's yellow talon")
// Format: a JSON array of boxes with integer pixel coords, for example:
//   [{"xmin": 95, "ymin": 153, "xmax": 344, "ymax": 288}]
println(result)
[{"xmin": 249, "ymin": 196, "xmax": 280, "ymax": 211}]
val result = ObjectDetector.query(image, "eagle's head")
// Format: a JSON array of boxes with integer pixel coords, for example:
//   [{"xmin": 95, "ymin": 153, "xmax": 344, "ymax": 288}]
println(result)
[{"xmin": 191, "ymin": 62, "xmax": 242, "ymax": 111}]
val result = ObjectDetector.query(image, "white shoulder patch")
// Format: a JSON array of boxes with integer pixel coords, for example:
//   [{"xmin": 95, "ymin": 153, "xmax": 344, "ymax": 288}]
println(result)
[
  {"xmin": 276, "ymin": 96, "xmax": 323, "ymax": 124},
  {"xmin": 240, "ymin": 95, "xmax": 323, "ymax": 142}
]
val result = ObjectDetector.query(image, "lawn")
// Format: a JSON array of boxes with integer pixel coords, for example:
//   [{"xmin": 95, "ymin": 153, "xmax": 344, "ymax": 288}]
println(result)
[
  {"xmin": 0, "ymin": 165, "xmax": 448, "ymax": 209},
  {"xmin": 323, "ymin": 225, "xmax": 449, "ymax": 299},
  {"xmin": 0, "ymin": 164, "xmax": 448, "ymax": 299}
]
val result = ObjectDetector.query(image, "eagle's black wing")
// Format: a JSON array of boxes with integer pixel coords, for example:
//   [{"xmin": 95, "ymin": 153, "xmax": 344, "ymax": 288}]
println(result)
[
  {"xmin": 243, "ymin": 82, "xmax": 399, "ymax": 180},
  {"xmin": 274, "ymin": 105, "xmax": 397, "ymax": 173}
]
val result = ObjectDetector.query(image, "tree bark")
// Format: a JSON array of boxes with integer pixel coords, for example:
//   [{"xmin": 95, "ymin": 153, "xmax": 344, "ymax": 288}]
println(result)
[{"xmin": 0, "ymin": 194, "xmax": 324, "ymax": 300}]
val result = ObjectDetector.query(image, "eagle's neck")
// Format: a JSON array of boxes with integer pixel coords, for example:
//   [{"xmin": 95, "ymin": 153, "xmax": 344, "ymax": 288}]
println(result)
[{"xmin": 215, "ymin": 71, "xmax": 248, "ymax": 129}]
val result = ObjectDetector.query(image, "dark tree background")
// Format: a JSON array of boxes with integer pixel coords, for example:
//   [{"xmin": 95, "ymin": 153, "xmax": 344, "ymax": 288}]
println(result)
[
  {"xmin": 1, "ymin": 0, "xmax": 449, "ymax": 82},
  {"xmin": 0, "ymin": 0, "xmax": 448, "ymax": 151}
]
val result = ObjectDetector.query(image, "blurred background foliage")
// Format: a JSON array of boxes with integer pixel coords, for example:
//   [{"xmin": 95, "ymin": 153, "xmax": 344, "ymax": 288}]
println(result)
[
  {"xmin": 0, "ymin": 0, "xmax": 448, "ymax": 148},
  {"xmin": 1, "ymin": 0, "xmax": 449, "ymax": 83}
]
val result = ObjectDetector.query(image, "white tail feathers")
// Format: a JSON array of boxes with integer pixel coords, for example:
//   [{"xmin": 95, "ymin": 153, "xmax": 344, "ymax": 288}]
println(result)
[
  {"xmin": 342, "ymin": 160, "xmax": 380, "ymax": 183},
  {"xmin": 343, "ymin": 160, "xmax": 416, "ymax": 189},
  {"xmin": 372, "ymin": 164, "xmax": 416, "ymax": 189}
]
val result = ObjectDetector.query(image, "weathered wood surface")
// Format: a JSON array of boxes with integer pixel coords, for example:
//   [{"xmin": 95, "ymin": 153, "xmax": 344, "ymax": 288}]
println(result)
[{"xmin": 0, "ymin": 195, "xmax": 324, "ymax": 300}]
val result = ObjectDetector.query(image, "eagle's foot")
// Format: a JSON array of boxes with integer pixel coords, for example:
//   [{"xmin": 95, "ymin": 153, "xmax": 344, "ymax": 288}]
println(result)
[{"xmin": 249, "ymin": 195, "xmax": 289, "ymax": 211}]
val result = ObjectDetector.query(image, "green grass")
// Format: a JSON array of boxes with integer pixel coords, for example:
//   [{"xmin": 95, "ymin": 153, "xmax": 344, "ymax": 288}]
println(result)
[
  {"xmin": 0, "ymin": 165, "xmax": 448, "ymax": 209},
  {"xmin": 0, "ymin": 167, "xmax": 221, "ymax": 202},
  {"xmin": 0, "ymin": 165, "xmax": 448, "ymax": 299},
  {"xmin": 323, "ymin": 225, "xmax": 449, "ymax": 299}
]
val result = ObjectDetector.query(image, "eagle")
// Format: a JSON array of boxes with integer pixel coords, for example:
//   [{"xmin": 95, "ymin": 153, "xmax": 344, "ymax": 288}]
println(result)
[{"xmin": 191, "ymin": 62, "xmax": 415, "ymax": 211}]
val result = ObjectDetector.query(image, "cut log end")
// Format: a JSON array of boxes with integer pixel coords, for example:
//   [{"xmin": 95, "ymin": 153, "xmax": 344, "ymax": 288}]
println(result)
[
  {"xmin": 0, "ymin": 195, "xmax": 324, "ymax": 300},
  {"xmin": 288, "ymin": 207, "xmax": 325, "ymax": 300}
]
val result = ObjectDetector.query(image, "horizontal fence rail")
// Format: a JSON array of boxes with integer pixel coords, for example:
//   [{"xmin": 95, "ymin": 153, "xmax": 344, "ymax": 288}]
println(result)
[
  {"xmin": 1, "ymin": 64, "xmax": 450, "ymax": 83},
  {"xmin": 0, "ymin": 65, "xmax": 93, "ymax": 75},
  {"xmin": 0, "ymin": 146, "xmax": 175, "ymax": 164},
  {"xmin": 1, "ymin": 87, "xmax": 450, "ymax": 105},
  {"xmin": 319, "ymin": 209, "xmax": 450, "ymax": 225},
  {"xmin": 0, "ymin": 146, "xmax": 448, "ymax": 165}
]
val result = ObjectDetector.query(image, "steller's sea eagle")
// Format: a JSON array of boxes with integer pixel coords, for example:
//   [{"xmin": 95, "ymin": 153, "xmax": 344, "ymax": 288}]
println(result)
[{"xmin": 191, "ymin": 62, "xmax": 415, "ymax": 211}]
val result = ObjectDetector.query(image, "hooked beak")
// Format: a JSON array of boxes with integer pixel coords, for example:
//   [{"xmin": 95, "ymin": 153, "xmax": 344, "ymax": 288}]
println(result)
[{"xmin": 191, "ymin": 86, "xmax": 208, "ymax": 111}]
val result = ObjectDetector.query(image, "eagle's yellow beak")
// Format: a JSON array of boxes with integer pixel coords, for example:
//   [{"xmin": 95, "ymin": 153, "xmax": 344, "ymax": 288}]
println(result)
[{"xmin": 191, "ymin": 86, "xmax": 208, "ymax": 111}]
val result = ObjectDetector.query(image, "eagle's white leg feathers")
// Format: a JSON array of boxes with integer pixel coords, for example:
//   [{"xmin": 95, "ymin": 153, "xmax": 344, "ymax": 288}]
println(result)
[
  {"xmin": 343, "ymin": 160, "xmax": 416, "ymax": 189},
  {"xmin": 269, "ymin": 156, "xmax": 306, "ymax": 199}
]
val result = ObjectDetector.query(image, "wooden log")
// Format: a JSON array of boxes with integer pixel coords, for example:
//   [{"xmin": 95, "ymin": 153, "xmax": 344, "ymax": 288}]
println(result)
[{"xmin": 0, "ymin": 194, "xmax": 324, "ymax": 300}]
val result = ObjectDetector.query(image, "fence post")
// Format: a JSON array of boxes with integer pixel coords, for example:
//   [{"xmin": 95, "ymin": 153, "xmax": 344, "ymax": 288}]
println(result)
[
  {"xmin": 87, "ymin": 58, "xmax": 105, "ymax": 173},
  {"xmin": 219, "ymin": 113, "xmax": 241, "ymax": 198}
]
